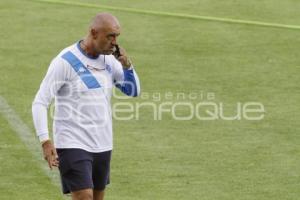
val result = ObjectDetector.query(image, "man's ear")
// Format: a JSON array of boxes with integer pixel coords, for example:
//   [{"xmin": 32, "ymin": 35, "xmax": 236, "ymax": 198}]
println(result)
[{"xmin": 90, "ymin": 28, "xmax": 98, "ymax": 39}]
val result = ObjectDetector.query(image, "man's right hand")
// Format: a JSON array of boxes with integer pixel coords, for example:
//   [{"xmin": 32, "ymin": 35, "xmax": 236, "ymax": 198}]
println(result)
[{"xmin": 42, "ymin": 140, "xmax": 59, "ymax": 169}]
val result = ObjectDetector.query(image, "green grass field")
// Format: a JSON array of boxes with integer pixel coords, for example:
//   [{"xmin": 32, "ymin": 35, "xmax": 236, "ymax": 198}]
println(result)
[{"xmin": 0, "ymin": 0, "xmax": 300, "ymax": 199}]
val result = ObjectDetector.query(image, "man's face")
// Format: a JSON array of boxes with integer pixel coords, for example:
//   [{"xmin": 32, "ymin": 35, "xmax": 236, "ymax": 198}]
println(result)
[{"xmin": 92, "ymin": 23, "xmax": 121, "ymax": 55}]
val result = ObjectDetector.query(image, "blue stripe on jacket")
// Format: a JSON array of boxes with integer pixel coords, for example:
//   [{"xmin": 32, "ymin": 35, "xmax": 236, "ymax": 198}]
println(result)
[{"xmin": 61, "ymin": 51, "xmax": 101, "ymax": 89}]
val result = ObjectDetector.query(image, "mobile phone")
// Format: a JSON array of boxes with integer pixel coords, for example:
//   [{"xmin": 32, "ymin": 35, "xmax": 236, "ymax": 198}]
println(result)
[{"xmin": 113, "ymin": 44, "xmax": 121, "ymax": 58}]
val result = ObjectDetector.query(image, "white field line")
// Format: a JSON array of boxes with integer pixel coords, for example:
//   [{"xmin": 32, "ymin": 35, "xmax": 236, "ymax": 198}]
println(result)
[
  {"xmin": 34, "ymin": 0, "xmax": 300, "ymax": 31},
  {"xmin": 0, "ymin": 95, "xmax": 68, "ymax": 199}
]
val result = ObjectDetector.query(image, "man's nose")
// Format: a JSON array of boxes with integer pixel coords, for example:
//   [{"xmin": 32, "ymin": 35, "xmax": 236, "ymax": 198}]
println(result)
[{"xmin": 111, "ymin": 37, "xmax": 117, "ymax": 45}]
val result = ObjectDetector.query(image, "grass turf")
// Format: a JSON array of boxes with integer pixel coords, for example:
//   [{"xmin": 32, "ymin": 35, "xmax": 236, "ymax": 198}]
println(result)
[{"xmin": 0, "ymin": 0, "xmax": 299, "ymax": 199}]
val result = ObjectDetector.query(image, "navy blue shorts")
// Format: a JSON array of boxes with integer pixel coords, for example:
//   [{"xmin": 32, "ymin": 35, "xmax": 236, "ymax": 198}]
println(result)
[{"xmin": 56, "ymin": 148, "xmax": 111, "ymax": 194}]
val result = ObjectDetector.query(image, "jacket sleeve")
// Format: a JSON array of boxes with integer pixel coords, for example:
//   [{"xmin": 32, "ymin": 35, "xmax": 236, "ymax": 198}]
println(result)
[
  {"xmin": 112, "ymin": 59, "xmax": 141, "ymax": 97},
  {"xmin": 32, "ymin": 57, "xmax": 69, "ymax": 142}
]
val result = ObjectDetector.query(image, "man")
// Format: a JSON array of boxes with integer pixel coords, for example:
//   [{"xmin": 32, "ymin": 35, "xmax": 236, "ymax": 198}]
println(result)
[{"xmin": 32, "ymin": 13, "xmax": 140, "ymax": 200}]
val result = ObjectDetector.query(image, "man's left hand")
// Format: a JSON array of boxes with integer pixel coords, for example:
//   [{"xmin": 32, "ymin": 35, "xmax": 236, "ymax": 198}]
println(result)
[{"xmin": 116, "ymin": 46, "xmax": 132, "ymax": 69}]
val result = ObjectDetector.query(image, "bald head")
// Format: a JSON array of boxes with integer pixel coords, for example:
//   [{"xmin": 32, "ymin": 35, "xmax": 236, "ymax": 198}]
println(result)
[
  {"xmin": 83, "ymin": 13, "xmax": 121, "ymax": 55},
  {"xmin": 89, "ymin": 13, "xmax": 120, "ymax": 32}
]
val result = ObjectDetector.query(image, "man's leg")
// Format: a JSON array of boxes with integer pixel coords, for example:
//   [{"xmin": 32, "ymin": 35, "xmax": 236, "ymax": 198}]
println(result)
[
  {"xmin": 57, "ymin": 149, "xmax": 94, "ymax": 198},
  {"xmin": 72, "ymin": 188, "xmax": 93, "ymax": 200},
  {"xmin": 92, "ymin": 150, "xmax": 111, "ymax": 200},
  {"xmin": 93, "ymin": 189, "xmax": 105, "ymax": 200}
]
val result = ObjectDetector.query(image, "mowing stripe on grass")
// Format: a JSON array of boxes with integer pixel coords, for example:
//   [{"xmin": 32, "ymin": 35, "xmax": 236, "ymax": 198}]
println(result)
[
  {"xmin": 0, "ymin": 96, "xmax": 67, "ymax": 200},
  {"xmin": 33, "ymin": 0, "xmax": 300, "ymax": 30}
]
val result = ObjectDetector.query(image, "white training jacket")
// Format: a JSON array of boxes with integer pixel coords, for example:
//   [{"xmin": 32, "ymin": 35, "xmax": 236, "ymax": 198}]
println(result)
[{"xmin": 32, "ymin": 42, "xmax": 140, "ymax": 153}]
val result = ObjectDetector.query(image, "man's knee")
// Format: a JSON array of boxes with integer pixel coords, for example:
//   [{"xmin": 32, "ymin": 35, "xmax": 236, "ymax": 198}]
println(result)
[
  {"xmin": 72, "ymin": 188, "xmax": 93, "ymax": 200},
  {"xmin": 93, "ymin": 189, "xmax": 105, "ymax": 200}
]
